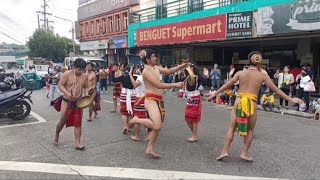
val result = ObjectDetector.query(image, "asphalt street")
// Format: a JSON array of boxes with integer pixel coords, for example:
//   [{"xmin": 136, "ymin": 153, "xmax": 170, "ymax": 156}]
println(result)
[{"xmin": 0, "ymin": 89, "xmax": 319, "ymax": 179}]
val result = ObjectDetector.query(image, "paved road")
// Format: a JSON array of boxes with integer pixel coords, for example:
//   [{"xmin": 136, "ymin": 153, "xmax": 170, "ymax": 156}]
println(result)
[{"xmin": 0, "ymin": 89, "xmax": 319, "ymax": 179}]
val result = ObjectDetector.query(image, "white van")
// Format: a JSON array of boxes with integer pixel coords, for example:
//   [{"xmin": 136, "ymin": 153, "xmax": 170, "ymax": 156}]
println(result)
[{"xmin": 65, "ymin": 57, "xmax": 106, "ymax": 70}]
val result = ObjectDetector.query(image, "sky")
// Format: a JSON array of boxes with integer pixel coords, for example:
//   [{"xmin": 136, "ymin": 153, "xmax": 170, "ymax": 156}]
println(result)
[{"xmin": 0, "ymin": 0, "xmax": 78, "ymax": 45}]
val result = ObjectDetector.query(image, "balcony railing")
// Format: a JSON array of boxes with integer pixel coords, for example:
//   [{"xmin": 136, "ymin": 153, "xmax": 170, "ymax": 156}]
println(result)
[{"xmin": 130, "ymin": 0, "xmax": 250, "ymax": 24}]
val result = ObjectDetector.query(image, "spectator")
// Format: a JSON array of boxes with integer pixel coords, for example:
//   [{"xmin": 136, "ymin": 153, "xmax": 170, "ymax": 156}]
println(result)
[
  {"xmin": 210, "ymin": 64, "xmax": 221, "ymax": 88},
  {"xmin": 257, "ymin": 68, "xmax": 268, "ymax": 105},
  {"xmin": 261, "ymin": 90, "xmax": 275, "ymax": 111},
  {"xmin": 274, "ymin": 65, "xmax": 294, "ymax": 109},
  {"xmin": 296, "ymin": 67, "xmax": 312, "ymax": 112},
  {"xmin": 220, "ymin": 89, "xmax": 232, "ymax": 105},
  {"xmin": 306, "ymin": 63, "xmax": 314, "ymax": 80},
  {"xmin": 230, "ymin": 85, "xmax": 238, "ymax": 106},
  {"xmin": 99, "ymin": 68, "xmax": 108, "ymax": 93}
]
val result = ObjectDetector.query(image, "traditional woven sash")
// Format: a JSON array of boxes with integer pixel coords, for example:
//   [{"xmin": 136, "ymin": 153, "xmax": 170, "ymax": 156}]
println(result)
[
  {"xmin": 145, "ymin": 93, "xmax": 165, "ymax": 121},
  {"xmin": 235, "ymin": 93, "xmax": 257, "ymax": 136}
]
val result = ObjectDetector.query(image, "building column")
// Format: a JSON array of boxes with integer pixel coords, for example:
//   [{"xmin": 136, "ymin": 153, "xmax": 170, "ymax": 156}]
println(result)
[{"xmin": 297, "ymin": 38, "xmax": 313, "ymax": 66}]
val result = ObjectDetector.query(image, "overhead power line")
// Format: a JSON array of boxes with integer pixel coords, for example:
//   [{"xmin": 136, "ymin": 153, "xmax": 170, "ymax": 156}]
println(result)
[{"xmin": 0, "ymin": 30, "xmax": 24, "ymax": 44}]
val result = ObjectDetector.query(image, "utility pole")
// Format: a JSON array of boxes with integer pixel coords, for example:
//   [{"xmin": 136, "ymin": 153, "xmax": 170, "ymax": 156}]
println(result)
[
  {"xmin": 36, "ymin": 0, "xmax": 52, "ymax": 31},
  {"xmin": 37, "ymin": 14, "xmax": 40, "ymax": 30}
]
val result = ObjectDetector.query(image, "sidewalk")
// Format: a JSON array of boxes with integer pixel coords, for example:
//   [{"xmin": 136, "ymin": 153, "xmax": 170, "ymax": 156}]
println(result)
[{"xmin": 164, "ymin": 90, "xmax": 315, "ymax": 119}]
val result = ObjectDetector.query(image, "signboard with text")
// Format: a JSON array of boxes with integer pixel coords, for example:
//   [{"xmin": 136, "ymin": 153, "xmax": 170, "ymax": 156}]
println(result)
[
  {"xmin": 227, "ymin": 11, "xmax": 253, "ymax": 38},
  {"xmin": 78, "ymin": 0, "xmax": 139, "ymax": 20},
  {"xmin": 256, "ymin": 0, "xmax": 320, "ymax": 35},
  {"xmin": 136, "ymin": 14, "xmax": 226, "ymax": 46},
  {"xmin": 80, "ymin": 40, "xmax": 109, "ymax": 51}
]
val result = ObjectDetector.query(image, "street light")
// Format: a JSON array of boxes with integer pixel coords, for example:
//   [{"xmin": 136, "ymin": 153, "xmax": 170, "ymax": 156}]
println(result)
[{"xmin": 54, "ymin": 16, "xmax": 76, "ymax": 58}]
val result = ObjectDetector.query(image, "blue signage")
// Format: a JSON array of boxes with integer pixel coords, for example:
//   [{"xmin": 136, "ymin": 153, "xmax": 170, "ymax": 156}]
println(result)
[{"xmin": 113, "ymin": 36, "xmax": 127, "ymax": 49}]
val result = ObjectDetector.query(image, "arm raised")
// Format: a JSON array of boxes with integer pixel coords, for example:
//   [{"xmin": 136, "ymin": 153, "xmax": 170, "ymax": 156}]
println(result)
[
  {"xmin": 143, "ymin": 70, "xmax": 182, "ymax": 89},
  {"xmin": 158, "ymin": 63, "xmax": 186, "ymax": 75}
]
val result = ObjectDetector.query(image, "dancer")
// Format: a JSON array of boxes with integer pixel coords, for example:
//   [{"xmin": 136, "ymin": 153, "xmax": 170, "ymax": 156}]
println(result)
[
  {"xmin": 208, "ymin": 51, "xmax": 302, "ymax": 162},
  {"xmin": 184, "ymin": 63, "xmax": 204, "ymax": 142},
  {"xmin": 112, "ymin": 65, "xmax": 136, "ymax": 134},
  {"xmin": 111, "ymin": 63, "xmax": 124, "ymax": 113},
  {"xmin": 129, "ymin": 65, "xmax": 145, "ymax": 141},
  {"xmin": 86, "ymin": 62, "xmax": 98, "ymax": 121},
  {"xmin": 53, "ymin": 58, "xmax": 89, "ymax": 150},
  {"xmin": 129, "ymin": 49, "xmax": 186, "ymax": 158}
]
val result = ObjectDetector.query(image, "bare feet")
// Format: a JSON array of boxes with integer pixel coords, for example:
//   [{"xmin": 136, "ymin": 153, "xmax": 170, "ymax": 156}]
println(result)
[
  {"xmin": 130, "ymin": 135, "xmax": 140, "ymax": 141},
  {"xmin": 216, "ymin": 153, "xmax": 229, "ymax": 161},
  {"xmin": 188, "ymin": 136, "xmax": 198, "ymax": 142},
  {"xmin": 53, "ymin": 135, "xmax": 59, "ymax": 146},
  {"xmin": 75, "ymin": 145, "xmax": 85, "ymax": 150},
  {"xmin": 240, "ymin": 154, "xmax": 253, "ymax": 162},
  {"xmin": 87, "ymin": 118, "xmax": 92, "ymax": 122},
  {"xmin": 122, "ymin": 128, "xmax": 128, "ymax": 134},
  {"xmin": 93, "ymin": 112, "xmax": 98, "ymax": 119},
  {"xmin": 110, "ymin": 110, "xmax": 116, "ymax": 113},
  {"xmin": 146, "ymin": 149, "xmax": 160, "ymax": 158}
]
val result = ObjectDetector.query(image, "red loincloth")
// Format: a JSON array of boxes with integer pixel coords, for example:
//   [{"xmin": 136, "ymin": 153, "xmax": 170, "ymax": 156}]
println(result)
[
  {"xmin": 113, "ymin": 82, "xmax": 122, "ymax": 99},
  {"xmin": 134, "ymin": 96, "xmax": 146, "ymax": 118},
  {"xmin": 63, "ymin": 97, "xmax": 82, "ymax": 128}
]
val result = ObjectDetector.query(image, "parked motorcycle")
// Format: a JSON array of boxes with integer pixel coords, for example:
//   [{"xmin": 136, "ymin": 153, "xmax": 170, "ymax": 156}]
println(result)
[{"xmin": 0, "ymin": 77, "xmax": 33, "ymax": 121}]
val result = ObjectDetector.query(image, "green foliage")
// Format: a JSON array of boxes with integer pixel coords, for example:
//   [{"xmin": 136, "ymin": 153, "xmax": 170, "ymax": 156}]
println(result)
[{"xmin": 27, "ymin": 30, "xmax": 81, "ymax": 63}]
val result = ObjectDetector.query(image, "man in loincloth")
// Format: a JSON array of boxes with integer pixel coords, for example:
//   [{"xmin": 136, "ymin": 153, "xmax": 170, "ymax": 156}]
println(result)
[
  {"xmin": 111, "ymin": 63, "xmax": 124, "ymax": 113},
  {"xmin": 86, "ymin": 62, "xmax": 98, "ymax": 121},
  {"xmin": 53, "ymin": 58, "xmax": 89, "ymax": 150},
  {"xmin": 129, "ymin": 49, "xmax": 187, "ymax": 158},
  {"xmin": 208, "ymin": 51, "xmax": 303, "ymax": 162}
]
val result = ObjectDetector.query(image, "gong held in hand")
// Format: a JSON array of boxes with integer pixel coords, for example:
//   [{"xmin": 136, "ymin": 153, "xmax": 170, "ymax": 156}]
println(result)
[
  {"xmin": 181, "ymin": 59, "xmax": 196, "ymax": 86},
  {"xmin": 76, "ymin": 96, "xmax": 92, "ymax": 109}
]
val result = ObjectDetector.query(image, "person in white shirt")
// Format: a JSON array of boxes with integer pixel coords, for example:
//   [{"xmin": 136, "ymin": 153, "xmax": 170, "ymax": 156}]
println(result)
[
  {"xmin": 129, "ymin": 65, "xmax": 146, "ymax": 141},
  {"xmin": 298, "ymin": 68, "xmax": 312, "ymax": 112},
  {"xmin": 274, "ymin": 65, "xmax": 294, "ymax": 109}
]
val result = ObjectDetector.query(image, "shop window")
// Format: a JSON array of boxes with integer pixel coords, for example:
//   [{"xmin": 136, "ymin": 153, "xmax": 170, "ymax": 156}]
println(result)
[
  {"xmin": 86, "ymin": 23, "xmax": 89, "ymax": 36},
  {"xmin": 108, "ymin": 16, "xmax": 113, "ymax": 33},
  {"xmin": 80, "ymin": 24, "xmax": 84, "ymax": 37},
  {"xmin": 123, "ymin": 13, "xmax": 128, "ymax": 31},
  {"xmin": 91, "ymin": 21, "xmax": 94, "ymax": 36},
  {"xmin": 102, "ymin": 18, "xmax": 106, "ymax": 34},
  {"xmin": 96, "ymin": 20, "xmax": 100, "ymax": 35},
  {"xmin": 190, "ymin": 0, "xmax": 203, "ymax": 12},
  {"xmin": 116, "ymin": 15, "xmax": 120, "ymax": 32}
]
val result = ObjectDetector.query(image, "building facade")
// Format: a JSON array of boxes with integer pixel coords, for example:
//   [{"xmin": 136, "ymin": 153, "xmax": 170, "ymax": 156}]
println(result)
[
  {"xmin": 128, "ymin": 0, "xmax": 320, "ymax": 85},
  {"xmin": 77, "ymin": 0, "xmax": 140, "ymax": 64}
]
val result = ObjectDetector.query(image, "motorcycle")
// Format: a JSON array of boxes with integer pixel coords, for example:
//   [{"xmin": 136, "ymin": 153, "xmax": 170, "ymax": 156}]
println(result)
[{"xmin": 0, "ymin": 88, "xmax": 33, "ymax": 120}]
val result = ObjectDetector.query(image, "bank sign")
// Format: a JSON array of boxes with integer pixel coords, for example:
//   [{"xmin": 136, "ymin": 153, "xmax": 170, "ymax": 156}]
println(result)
[
  {"xmin": 136, "ymin": 14, "xmax": 226, "ymax": 46},
  {"xmin": 257, "ymin": 0, "xmax": 320, "ymax": 35},
  {"xmin": 227, "ymin": 11, "xmax": 253, "ymax": 38}
]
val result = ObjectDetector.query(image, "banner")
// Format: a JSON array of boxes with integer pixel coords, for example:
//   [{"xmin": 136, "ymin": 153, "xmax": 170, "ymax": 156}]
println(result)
[
  {"xmin": 112, "ymin": 36, "xmax": 127, "ymax": 49},
  {"xmin": 227, "ymin": 11, "xmax": 253, "ymax": 38},
  {"xmin": 256, "ymin": 0, "xmax": 320, "ymax": 35},
  {"xmin": 136, "ymin": 14, "xmax": 226, "ymax": 46}
]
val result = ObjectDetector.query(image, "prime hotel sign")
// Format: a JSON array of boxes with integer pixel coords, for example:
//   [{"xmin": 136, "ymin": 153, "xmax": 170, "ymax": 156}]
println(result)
[{"xmin": 136, "ymin": 14, "xmax": 226, "ymax": 46}]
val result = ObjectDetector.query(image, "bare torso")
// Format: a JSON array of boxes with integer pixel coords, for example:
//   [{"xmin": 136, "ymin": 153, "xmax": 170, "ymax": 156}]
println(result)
[
  {"xmin": 86, "ymin": 71, "xmax": 96, "ymax": 93},
  {"xmin": 62, "ymin": 70, "xmax": 87, "ymax": 101},
  {"xmin": 143, "ymin": 65, "xmax": 162, "ymax": 96},
  {"xmin": 237, "ymin": 69, "xmax": 266, "ymax": 96}
]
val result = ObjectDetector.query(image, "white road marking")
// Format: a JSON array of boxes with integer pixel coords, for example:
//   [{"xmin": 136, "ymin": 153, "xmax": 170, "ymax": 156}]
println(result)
[
  {"xmin": 0, "ymin": 161, "xmax": 280, "ymax": 180},
  {"xmin": 0, "ymin": 111, "xmax": 46, "ymax": 129},
  {"xmin": 103, "ymin": 100, "xmax": 120, "ymax": 105}
]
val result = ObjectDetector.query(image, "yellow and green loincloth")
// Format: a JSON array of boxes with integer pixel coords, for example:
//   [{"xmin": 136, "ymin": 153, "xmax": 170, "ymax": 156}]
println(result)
[
  {"xmin": 145, "ymin": 92, "xmax": 165, "ymax": 122},
  {"xmin": 235, "ymin": 93, "xmax": 257, "ymax": 136}
]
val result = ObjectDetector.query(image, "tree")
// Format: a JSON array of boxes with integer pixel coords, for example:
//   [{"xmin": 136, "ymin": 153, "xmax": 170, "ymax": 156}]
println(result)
[{"xmin": 27, "ymin": 30, "xmax": 81, "ymax": 63}]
